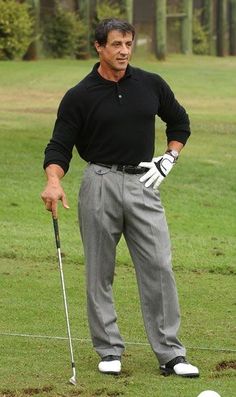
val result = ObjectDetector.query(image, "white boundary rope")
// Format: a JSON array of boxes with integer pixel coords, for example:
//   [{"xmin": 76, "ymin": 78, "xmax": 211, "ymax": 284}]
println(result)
[{"xmin": 0, "ymin": 332, "xmax": 235, "ymax": 353}]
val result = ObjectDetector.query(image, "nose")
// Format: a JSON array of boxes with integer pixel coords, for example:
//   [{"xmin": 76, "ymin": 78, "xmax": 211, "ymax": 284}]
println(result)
[{"xmin": 120, "ymin": 44, "xmax": 129, "ymax": 55}]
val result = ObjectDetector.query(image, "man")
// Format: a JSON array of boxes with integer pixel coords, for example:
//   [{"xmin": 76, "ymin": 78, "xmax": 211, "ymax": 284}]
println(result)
[{"xmin": 41, "ymin": 18, "xmax": 199, "ymax": 378}]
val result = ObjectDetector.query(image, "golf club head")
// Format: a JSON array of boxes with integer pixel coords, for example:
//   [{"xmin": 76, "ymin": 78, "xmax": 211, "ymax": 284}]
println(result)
[{"xmin": 69, "ymin": 375, "xmax": 77, "ymax": 385}]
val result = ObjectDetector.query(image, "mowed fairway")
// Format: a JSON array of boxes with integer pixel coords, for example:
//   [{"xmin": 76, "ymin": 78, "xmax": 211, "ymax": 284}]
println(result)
[{"xmin": 0, "ymin": 55, "xmax": 235, "ymax": 397}]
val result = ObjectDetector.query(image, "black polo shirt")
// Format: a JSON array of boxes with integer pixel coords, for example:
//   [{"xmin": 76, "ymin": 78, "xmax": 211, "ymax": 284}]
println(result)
[{"xmin": 44, "ymin": 63, "xmax": 190, "ymax": 173}]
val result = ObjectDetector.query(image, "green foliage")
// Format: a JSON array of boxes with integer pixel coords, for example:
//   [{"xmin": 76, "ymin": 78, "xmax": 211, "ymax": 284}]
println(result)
[
  {"xmin": 96, "ymin": 0, "xmax": 125, "ymax": 21},
  {"xmin": 75, "ymin": 18, "xmax": 89, "ymax": 60},
  {"xmin": 42, "ymin": 4, "xmax": 88, "ymax": 59},
  {"xmin": 42, "ymin": 5, "xmax": 78, "ymax": 58},
  {"xmin": 0, "ymin": 0, "xmax": 34, "ymax": 60},
  {"xmin": 192, "ymin": 9, "xmax": 209, "ymax": 55}
]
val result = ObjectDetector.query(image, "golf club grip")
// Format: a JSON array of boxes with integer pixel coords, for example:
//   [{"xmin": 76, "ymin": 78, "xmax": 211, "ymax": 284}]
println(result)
[{"xmin": 52, "ymin": 217, "xmax": 60, "ymax": 249}]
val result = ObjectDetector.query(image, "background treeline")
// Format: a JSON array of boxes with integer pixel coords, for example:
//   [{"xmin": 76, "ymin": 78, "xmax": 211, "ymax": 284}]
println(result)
[{"xmin": 0, "ymin": 0, "xmax": 235, "ymax": 60}]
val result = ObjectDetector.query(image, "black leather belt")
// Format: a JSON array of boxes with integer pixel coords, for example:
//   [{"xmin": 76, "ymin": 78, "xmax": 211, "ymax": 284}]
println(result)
[{"xmin": 92, "ymin": 163, "xmax": 149, "ymax": 175}]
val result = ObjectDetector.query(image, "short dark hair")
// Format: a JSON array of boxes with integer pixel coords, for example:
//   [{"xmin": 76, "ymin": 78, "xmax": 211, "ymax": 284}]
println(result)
[{"xmin": 95, "ymin": 18, "xmax": 135, "ymax": 46}]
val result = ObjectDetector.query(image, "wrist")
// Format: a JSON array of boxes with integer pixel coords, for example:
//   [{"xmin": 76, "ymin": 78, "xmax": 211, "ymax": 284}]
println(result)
[
  {"xmin": 165, "ymin": 149, "xmax": 179, "ymax": 162},
  {"xmin": 46, "ymin": 174, "xmax": 62, "ymax": 188},
  {"xmin": 46, "ymin": 164, "xmax": 64, "ymax": 181}
]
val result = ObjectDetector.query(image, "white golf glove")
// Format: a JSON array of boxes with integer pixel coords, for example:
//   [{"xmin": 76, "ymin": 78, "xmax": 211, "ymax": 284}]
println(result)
[{"xmin": 139, "ymin": 153, "xmax": 176, "ymax": 190}]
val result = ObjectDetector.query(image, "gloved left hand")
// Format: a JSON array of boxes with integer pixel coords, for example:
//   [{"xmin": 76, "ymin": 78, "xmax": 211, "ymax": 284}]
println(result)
[{"xmin": 139, "ymin": 153, "xmax": 176, "ymax": 190}]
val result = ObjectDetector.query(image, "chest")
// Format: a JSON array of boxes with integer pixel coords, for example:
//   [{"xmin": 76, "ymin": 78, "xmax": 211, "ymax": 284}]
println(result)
[{"xmin": 84, "ymin": 80, "xmax": 159, "ymax": 124}]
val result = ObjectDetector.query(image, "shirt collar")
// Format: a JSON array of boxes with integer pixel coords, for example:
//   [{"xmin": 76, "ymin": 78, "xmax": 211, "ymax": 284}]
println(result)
[{"xmin": 91, "ymin": 62, "xmax": 138, "ymax": 83}]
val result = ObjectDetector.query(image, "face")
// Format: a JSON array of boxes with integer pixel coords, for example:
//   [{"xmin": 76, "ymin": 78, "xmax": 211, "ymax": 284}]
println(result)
[{"xmin": 95, "ymin": 30, "xmax": 134, "ymax": 72}]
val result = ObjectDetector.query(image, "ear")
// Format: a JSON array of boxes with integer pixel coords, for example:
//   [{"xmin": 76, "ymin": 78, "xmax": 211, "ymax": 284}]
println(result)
[{"xmin": 94, "ymin": 41, "xmax": 102, "ymax": 53}]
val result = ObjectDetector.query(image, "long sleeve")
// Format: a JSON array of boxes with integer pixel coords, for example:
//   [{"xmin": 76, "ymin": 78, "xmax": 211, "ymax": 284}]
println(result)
[
  {"xmin": 43, "ymin": 88, "xmax": 83, "ymax": 173},
  {"xmin": 157, "ymin": 78, "xmax": 191, "ymax": 145}
]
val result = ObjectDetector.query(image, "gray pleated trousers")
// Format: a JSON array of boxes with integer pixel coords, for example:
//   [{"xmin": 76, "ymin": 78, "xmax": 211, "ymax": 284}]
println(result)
[{"xmin": 78, "ymin": 163, "xmax": 186, "ymax": 365}]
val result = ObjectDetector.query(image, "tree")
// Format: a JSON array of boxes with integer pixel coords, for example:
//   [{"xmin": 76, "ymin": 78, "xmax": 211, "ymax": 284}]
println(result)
[
  {"xmin": 155, "ymin": 0, "xmax": 166, "ymax": 60},
  {"xmin": 229, "ymin": 0, "xmax": 236, "ymax": 55},
  {"xmin": 23, "ymin": 0, "xmax": 40, "ymax": 60},
  {"xmin": 181, "ymin": 0, "xmax": 193, "ymax": 54},
  {"xmin": 216, "ymin": 0, "xmax": 227, "ymax": 56}
]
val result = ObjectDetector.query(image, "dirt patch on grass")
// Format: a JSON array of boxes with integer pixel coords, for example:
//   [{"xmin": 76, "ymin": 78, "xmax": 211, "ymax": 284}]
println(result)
[
  {"xmin": 0, "ymin": 386, "xmax": 54, "ymax": 397},
  {"xmin": 22, "ymin": 386, "xmax": 54, "ymax": 395},
  {"xmin": 0, "ymin": 390, "xmax": 16, "ymax": 397},
  {"xmin": 93, "ymin": 389, "xmax": 124, "ymax": 397},
  {"xmin": 216, "ymin": 360, "xmax": 236, "ymax": 371},
  {"xmin": 67, "ymin": 390, "xmax": 83, "ymax": 396},
  {"xmin": 211, "ymin": 360, "xmax": 236, "ymax": 379}
]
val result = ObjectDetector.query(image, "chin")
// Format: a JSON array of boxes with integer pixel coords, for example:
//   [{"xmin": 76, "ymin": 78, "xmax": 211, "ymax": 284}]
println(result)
[{"xmin": 115, "ymin": 63, "xmax": 127, "ymax": 71}]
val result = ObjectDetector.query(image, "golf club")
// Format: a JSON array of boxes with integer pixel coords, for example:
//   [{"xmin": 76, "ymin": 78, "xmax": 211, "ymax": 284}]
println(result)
[{"xmin": 52, "ymin": 216, "xmax": 77, "ymax": 385}]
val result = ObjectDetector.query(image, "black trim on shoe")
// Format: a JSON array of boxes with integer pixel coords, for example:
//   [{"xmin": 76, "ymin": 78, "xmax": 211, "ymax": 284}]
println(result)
[
  {"xmin": 101, "ymin": 355, "xmax": 121, "ymax": 362},
  {"xmin": 166, "ymin": 356, "xmax": 187, "ymax": 368},
  {"xmin": 160, "ymin": 356, "xmax": 199, "ymax": 378}
]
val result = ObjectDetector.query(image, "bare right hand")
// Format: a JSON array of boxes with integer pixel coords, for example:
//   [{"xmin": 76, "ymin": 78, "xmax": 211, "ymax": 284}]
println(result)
[{"xmin": 41, "ymin": 181, "xmax": 69, "ymax": 219}]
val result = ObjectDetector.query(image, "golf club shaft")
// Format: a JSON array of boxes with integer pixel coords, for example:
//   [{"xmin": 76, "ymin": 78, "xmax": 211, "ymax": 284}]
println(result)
[{"xmin": 52, "ymin": 217, "xmax": 76, "ymax": 382}]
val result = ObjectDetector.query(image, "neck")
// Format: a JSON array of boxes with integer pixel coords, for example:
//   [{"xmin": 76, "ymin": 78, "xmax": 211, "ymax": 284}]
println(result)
[{"xmin": 97, "ymin": 64, "xmax": 126, "ymax": 82}]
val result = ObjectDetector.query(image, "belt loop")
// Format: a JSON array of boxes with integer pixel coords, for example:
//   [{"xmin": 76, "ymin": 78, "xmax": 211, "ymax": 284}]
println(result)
[{"xmin": 111, "ymin": 165, "xmax": 118, "ymax": 173}]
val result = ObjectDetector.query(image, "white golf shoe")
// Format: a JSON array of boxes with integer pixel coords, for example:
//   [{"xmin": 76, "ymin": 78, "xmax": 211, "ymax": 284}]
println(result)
[
  {"xmin": 98, "ymin": 355, "xmax": 121, "ymax": 375},
  {"xmin": 160, "ymin": 356, "xmax": 199, "ymax": 378}
]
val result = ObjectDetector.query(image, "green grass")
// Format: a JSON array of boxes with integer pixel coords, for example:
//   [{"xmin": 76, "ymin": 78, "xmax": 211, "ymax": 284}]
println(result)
[{"xmin": 0, "ymin": 55, "xmax": 235, "ymax": 397}]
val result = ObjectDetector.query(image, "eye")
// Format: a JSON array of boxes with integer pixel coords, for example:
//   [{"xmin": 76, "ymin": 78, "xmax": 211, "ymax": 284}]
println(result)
[{"xmin": 112, "ymin": 42, "xmax": 121, "ymax": 48}]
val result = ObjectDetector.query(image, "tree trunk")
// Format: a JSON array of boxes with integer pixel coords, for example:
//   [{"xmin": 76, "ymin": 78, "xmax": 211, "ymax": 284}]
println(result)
[
  {"xmin": 23, "ymin": 0, "xmax": 41, "ymax": 60},
  {"xmin": 78, "ymin": 0, "xmax": 91, "ymax": 55},
  {"xmin": 216, "ymin": 0, "xmax": 227, "ymax": 56},
  {"xmin": 124, "ymin": 0, "xmax": 133, "ymax": 22},
  {"xmin": 181, "ymin": 0, "xmax": 192, "ymax": 54},
  {"xmin": 155, "ymin": 0, "xmax": 166, "ymax": 60},
  {"xmin": 203, "ymin": 0, "xmax": 215, "ymax": 55},
  {"xmin": 229, "ymin": 0, "xmax": 236, "ymax": 54}
]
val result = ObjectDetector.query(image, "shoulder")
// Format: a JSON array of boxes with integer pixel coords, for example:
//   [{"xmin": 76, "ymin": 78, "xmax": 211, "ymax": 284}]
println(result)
[
  {"xmin": 61, "ymin": 65, "xmax": 101, "ymax": 101},
  {"xmin": 64, "ymin": 76, "xmax": 89, "ymax": 98},
  {"xmin": 130, "ymin": 65, "xmax": 165, "ymax": 83},
  {"xmin": 130, "ymin": 65, "xmax": 170, "ymax": 91},
  {"xmin": 58, "ymin": 73, "xmax": 91, "ymax": 109}
]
